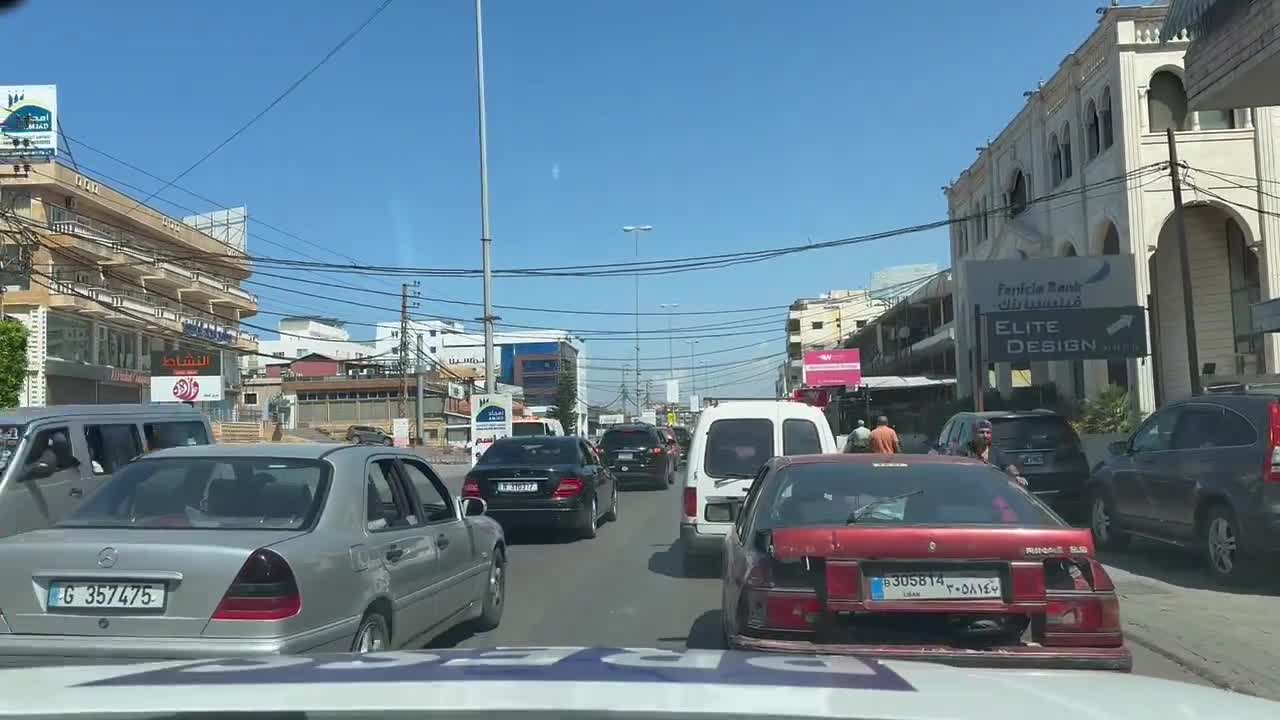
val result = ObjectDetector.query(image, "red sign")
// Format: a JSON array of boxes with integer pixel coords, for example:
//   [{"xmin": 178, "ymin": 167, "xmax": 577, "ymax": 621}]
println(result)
[
  {"xmin": 802, "ymin": 349, "xmax": 862, "ymax": 388},
  {"xmin": 792, "ymin": 387, "xmax": 832, "ymax": 408}
]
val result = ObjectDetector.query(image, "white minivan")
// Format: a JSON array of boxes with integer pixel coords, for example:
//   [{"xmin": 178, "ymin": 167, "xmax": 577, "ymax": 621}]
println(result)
[{"xmin": 679, "ymin": 400, "xmax": 837, "ymax": 562}]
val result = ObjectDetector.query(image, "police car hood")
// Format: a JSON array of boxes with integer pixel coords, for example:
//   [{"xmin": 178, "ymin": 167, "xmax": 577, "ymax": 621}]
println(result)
[{"xmin": 0, "ymin": 647, "xmax": 1270, "ymax": 719}]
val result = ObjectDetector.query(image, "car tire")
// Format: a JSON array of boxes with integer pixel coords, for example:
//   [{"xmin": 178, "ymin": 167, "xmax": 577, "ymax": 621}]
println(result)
[
  {"xmin": 578, "ymin": 495, "xmax": 599, "ymax": 540},
  {"xmin": 1204, "ymin": 504, "xmax": 1255, "ymax": 585},
  {"xmin": 474, "ymin": 547, "xmax": 505, "ymax": 631},
  {"xmin": 602, "ymin": 487, "xmax": 618, "ymax": 522},
  {"xmin": 351, "ymin": 610, "xmax": 391, "ymax": 653},
  {"xmin": 1088, "ymin": 486, "xmax": 1131, "ymax": 552}
]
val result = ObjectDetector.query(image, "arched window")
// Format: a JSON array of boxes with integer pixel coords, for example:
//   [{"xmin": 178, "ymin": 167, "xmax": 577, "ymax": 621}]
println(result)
[
  {"xmin": 1100, "ymin": 87, "xmax": 1114, "ymax": 148},
  {"xmin": 1061, "ymin": 123, "xmax": 1073, "ymax": 179},
  {"xmin": 1062, "ymin": 242, "xmax": 1078, "ymax": 257},
  {"xmin": 1085, "ymin": 100, "xmax": 1100, "ymax": 159},
  {"xmin": 1102, "ymin": 223, "xmax": 1121, "ymax": 255},
  {"xmin": 1049, "ymin": 134, "xmax": 1063, "ymax": 187},
  {"xmin": 1199, "ymin": 107, "xmax": 1236, "ymax": 130},
  {"xmin": 1008, "ymin": 171, "xmax": 1028, "ymax": 216},
  {"xmin": 1148, "ymin": 71, "xmax": 1188, "ymax": 132}
]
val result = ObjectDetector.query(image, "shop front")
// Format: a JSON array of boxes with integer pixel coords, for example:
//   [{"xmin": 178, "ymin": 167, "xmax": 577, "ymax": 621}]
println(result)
[{"xmin": 45, "ymin": 358, "xmax": 150, "ymax": 405}]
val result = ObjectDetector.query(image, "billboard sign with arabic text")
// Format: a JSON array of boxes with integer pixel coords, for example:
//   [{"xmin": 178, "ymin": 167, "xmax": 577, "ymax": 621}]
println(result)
[
  {"xmin": 802, "ymin": 349, "xmax": 862, "ymax": 388},
  {"xmin": 963, "ymin": 255, "xmax": 1137, "ymax": 312},
  {"xmin": 0, "ymin": 85, "xmax": 57, "ymax": 163},
  {"xmin": 149, "ymin": 351, "xmax": 224, "ymax": 402}
]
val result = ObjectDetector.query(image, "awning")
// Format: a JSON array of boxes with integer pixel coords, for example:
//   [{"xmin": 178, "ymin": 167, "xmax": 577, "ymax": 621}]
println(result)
[{"xmin": 859, "ymin": 376, "xmax": 956, "ymax": 390}]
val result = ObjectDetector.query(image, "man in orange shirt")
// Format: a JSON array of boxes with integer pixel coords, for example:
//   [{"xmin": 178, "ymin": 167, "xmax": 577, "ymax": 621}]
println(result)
[{"xmin": 867, "ymin": 415, "xmax": 901, "ymax": 454}]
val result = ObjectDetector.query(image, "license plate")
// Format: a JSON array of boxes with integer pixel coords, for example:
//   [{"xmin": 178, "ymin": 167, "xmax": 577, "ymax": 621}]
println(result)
[
  {"xmin": 617, "ymin": 452, "xmax": 634, "ymax": 461},
  {"xmin": 47, "ymin": 581, "xmax": 166, "ymax": 611},
  {"xmin": 1022, "ymin": 454, "xmax": 1045, "ymax": 466},
  {"xmin": 498, "ymin": 482, "xmax": 539, "ymax": 493},
  {"xmin": 869, "ymin": 572, "xmax": 1002, "ymax": 601}
]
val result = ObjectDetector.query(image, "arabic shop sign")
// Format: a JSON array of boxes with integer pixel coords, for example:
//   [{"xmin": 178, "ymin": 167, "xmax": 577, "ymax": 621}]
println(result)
[
  {"xmin": 183, "ymin": 320, "xmax": 235, "ymax": 345},
  {"xmin": 984, "ymin": 306, "xmax": 1149, "ymax": 363},
  {"xmin": 151, "ymin": 351, "xmax": 223, "ymax": 377},
  {"xmin": 963, "ymin": 255, "xmax": 1137, "ymax": 312}
]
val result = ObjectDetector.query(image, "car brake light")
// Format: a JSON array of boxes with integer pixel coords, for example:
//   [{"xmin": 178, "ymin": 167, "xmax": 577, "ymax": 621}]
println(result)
[
  {"xmin": 1265, "ymin": 402, "xmax": 1280, "ymax": 483},
  {"xmin": 1042, "ymin": 559, "xmax": 1122, "ymax": 647},
  {"xmin": 552, "ymin": 477, "xmax": 584, "ymax": 499},
  {"xmin": 742, "ymin": 549, "xmax": 822, "ymax": 633},
  {"xmin": 212, "ymin": 549, "xmax": 301, "ymax": 621},
  {"xmin": 683, "ymin": 487, "xmax": 697, "ymax": 518},
  {"xmin": 1044, "ymin": 594, "xmax": 1121, "ymax": 633},
  {"xmin": 462, "ymin": 474, "xmax": 481, "ymax": 498},
  {"xmin": 651, "ymin": 446, "xmax": 665, "ymax": 455}
]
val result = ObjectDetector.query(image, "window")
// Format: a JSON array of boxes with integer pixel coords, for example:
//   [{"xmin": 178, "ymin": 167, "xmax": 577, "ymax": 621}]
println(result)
[
  {"xmin": 1228, "ymin": 218, "xmax": 1261, "ymax": 367},
  {"xmin": 1060, "ymin": 124, "xmax": 1073, "ymax": 179},
  {"xmin": 144, "ymin": 421, "xmax": 210, "ymax": 450},
  {"xmin": 782, "ymin": 419, "xmax": 822, "ymax": 455},
  {"xmin": 1008, "ymin": 171, "xmax": 1028, "ymax": 216},
  {"xmin": 856, "ymin": 320, "xmax": 867, "ymax": 329},
  {"xmin": 601, "ymin": 429, "xmax": 660, "ymax": 449},
  {"xmin": 990, "ymin": 416, "xmax": 1079, "ymax": 452},
  {"xmin": 811, "ymin": 321, "xmax": 824, "ymax": 330},
  {"xmin": 981, "ymin": 198, "xmax": 989, "ymax": 239},
  {"xmin": 1199, "ymin": 108, "xmax": 1236, "ymax": 131},
  {"xmin": 429, "ymin": 346, "xmax": 437, "ymax": 354},
  {"xmin": 1100, "ymin": 87, "xmax": 1114, "ymax": 149},
  {"xmin": 244, "ymin": 392, "xmax": 259, "ymax": 405},
  {"xmin": 1086, "ymin": 100, "xmax": 1100, "ymax": 159},
  {"xmin": 480, "ymin": 437, "xmax": 576, "ymax": 464},
  {"xmin": 399, "ymin": 459, "xmax": 455, "ymax": 523},
  {"xmin": 1132, "ymin": 409, "xmax": 1180, "ymax": 453},
  {"xmin": 84, "ymin": 424, "xmax": 142, "ymax": 475},
  {"xmin": 1102, "ymin": 224, "xmax": 1121, "ymax": 255},
  {"xmin": 367, "ymin": 459, "xmax": 409, "ymax": 531},
  {"xmin": 23, "ymin": 426, "xmax": 78, "ymax": 474},
  {"xmin": 46, "ymin": 312, "xmax": 93, "ymax": 364},
  {"xmin": 705, "ymin": 418, "xmax": 774, "ymax": 478},
  {"xmin": 1049, "ymin": 134, "xmax": 1062, "ymax": 187},
  {"xmin": 1171, "ymin": 406, "xmax": 1256, "ymax": 450},
  {"xmin": 1148, "ymin": 71, "xmax": 1188, "ymax": 132},
  {"xmin": 786, "ymin": 319, "xmax": 801, "ymax": 332}
]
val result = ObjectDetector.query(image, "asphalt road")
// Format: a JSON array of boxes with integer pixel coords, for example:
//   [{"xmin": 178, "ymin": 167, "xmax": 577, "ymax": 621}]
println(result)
[{"xmin": 430, "ymin": 464, "xmax": 1212, "ymax": 686}]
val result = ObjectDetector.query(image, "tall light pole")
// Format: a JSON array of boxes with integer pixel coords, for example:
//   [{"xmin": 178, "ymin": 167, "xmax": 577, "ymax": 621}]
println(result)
[
  {"xmin": 660, "ymin": 303, "xmax": 679, "ymax": 381},
  {"xmin": 475, "ymin": 0, "xmax": 497, "ymax": 394},
  {"xmin": 685, "ymin": 339, "xmax": 699, "ymax": 399},
  {"xmin": 622, "ymin": 225, "xmax": 652, "ymax": 411}
]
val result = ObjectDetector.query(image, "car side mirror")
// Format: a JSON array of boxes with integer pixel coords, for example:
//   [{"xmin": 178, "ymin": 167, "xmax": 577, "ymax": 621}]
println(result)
[
  {"xmin": 460, "ymin": 496, "xmax": 488, "ymax": 517},
  {"xmin": 1107, "ymin": 440, "xmax": 1129, "ymax": 457}
]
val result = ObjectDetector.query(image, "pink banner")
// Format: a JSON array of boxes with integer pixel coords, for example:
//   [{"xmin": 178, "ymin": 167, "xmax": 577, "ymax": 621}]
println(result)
[{"xmin": 802, "ymin": 349, "xmax": 862, "ymax": 388}]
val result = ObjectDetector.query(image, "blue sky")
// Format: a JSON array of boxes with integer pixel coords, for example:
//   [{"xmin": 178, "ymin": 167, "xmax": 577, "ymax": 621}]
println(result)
[{"xmin": 3, "ymin": 0, "xmax": 1103, "ymax": 405}]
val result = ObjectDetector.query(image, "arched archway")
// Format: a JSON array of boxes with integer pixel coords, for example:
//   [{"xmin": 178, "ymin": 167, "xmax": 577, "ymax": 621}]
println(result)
[{"xmin": 1151, "ymin": 203, "xmax": 1261, "ymax": 400}]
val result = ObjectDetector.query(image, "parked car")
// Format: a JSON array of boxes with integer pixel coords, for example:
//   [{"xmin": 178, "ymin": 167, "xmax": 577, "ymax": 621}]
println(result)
[
  {"xmin": 599, "ymin": 423, "xmax": 677, "ymax": 491},
  {"xmin": 511, "ymin": 418, "xmax": 565, "ymax": 437},
  {"xmin": 0, "ymin": 404, "xmax": 213, "ymax": 540},
  {"xmin": 934, "ymin": 410, "xmax": 1089, "ymax": 521},
  {"xmin": 346, "ymin": 425, "xmax": 392, "ymax": 445},
  {"xmin": 681, "ymin": 400, "xmax": 836, "ymax": 565},
  {"xmin": 1088, "ymin": 391, "xmax": 1280, "ymax": 584},
  {"xmin": 463, "ymin": 435, "xmax": 617, "ymax": 539},
  {"xmin": 0, "ymin": 443, "xmax": 504, "ymax": 661},
  {"xmin": 720, "ymin": 453, "xmax": 1130, "ymax": 671}
]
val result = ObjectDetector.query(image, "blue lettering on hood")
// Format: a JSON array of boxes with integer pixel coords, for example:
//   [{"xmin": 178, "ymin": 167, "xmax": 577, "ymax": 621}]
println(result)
[{"xmin": 77, "ymin": 647, "xmax": 915, "ymax": 692}]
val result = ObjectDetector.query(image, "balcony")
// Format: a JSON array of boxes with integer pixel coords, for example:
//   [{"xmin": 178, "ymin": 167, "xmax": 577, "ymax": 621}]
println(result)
[{"xmin": 47, "ymin": 282, "xmax": 113, "ymax": 316}]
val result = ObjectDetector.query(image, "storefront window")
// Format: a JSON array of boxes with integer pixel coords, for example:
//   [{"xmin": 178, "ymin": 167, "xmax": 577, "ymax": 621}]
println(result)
[{"xmin": 47, "ymin": 313, "xmax": 93, "ymax": 364}]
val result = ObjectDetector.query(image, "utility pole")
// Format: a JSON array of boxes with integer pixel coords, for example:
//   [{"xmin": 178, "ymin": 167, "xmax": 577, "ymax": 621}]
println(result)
[
  {"xmin": 476, "ymin": 0, "xmax": 497, "ymax": 394},
  {"xmin": 1166, "ymin": 130, "xmax": 1202, "ymax": 397},
  {"xmin": 661, "ymin": 303, "xmax": 678, "ymax": 380},
  {"xmin": 622, "ymin": 225, "xmax": 653, "ymax": 416},
  {"xmin": 398, "ymin": 281, "xmax": 420, "ymax": 418}
]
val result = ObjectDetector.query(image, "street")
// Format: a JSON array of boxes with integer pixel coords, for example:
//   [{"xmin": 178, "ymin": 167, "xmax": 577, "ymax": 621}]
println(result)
[{"xmin": 428, "ymin": 465, "xmax": 1218, "ymax": 690}]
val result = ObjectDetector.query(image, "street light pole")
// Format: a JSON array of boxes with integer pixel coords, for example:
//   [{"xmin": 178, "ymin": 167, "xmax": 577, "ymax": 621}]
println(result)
[
  {"xmin": 475, "ymin": 0, "xmax": 497, "ymax": 394},
  {"xmin": 622, "ymin": 225, "xmax": 652, "ymax": 413},
  {"xmin": 660, "ymin": 303, "xmax": 678, "ymax": 381},
  {"xmin": 685, "ymin": 339, "xmax": 699, "ymax": 398}
]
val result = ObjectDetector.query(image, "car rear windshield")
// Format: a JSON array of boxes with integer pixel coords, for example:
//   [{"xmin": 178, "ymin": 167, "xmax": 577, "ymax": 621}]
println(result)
[
  {"xmin": 480, "ymin": 439, "xmax": 576, "ymax": 465},
  {"xmin": 991, "ymin": 416, "xmax": 1079, "ymax": 451},
  {"xmin": 602, "ymin": 429, "xmax": 656, "ymax": 449},
  {"xmin": 673, "ymin": 427, "xmax": 691, "ymax": 442},
  {"xmin": 705, "ymin": 418, "xmax": 774, "ymax": 478},
  {"xmin": 512, "ymin": 422, "xmax": 550, "ymax": 437},
  {"xmin": 59, "ymin": 457, "xmax": 328, "ymax": 531},
  {"xmin": 754, "ymin": 461, "xmax": 1062, "ymax": 529}
]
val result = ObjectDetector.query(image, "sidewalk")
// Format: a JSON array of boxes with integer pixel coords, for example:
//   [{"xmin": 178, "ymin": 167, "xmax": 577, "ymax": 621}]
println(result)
[{"xmin": 1106, "ymin": 562, "xmax": 1280, "ymax": 700}]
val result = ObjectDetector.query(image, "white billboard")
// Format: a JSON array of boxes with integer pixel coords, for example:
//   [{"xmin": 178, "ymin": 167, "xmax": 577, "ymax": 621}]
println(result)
[
  {"xmin": 963, "ymin": 255, "xmax": 1138, "ymax": 312},
  {"xmin": 598, "ymin": 414, "xmax": 624, "ymax": 426},
  {"xmin": 1, "ymin": 85, "xmax": 57, "ymax": 163},
  {"xmin": 150, "ymin": 375, "xmax": 224, "ymax": 403},
  {"xmin": 470, "ymin": 393, "xmax": 513, "ymax": 467},
  {"xmin": 665, "ymin": 379, "xmax": 679, "ymax": 404},
  {"xmin": 183, "ymin": 207, "xmax": 248, "ymax": 253},
  {"xmin": 440, "ymin": 345, "xmax": 497, "ymax": 372}
]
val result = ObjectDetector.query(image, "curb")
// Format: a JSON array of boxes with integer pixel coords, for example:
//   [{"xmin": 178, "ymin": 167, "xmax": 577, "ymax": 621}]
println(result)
[{"xmin": 1123, "ymin": 621, "xmax": 1256, "ymax": 697}]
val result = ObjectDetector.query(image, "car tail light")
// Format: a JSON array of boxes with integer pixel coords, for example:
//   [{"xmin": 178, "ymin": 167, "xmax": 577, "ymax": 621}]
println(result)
[
  {"xmin": 683, "ymin": 487, "xmax": 697, "ymax": 518},
  {"xmin": 212, "ymin": 549, "xmax": 301, "ymax": 621},
  {"xmin": 651, "ymin": 446, "xmax": 665, "ymax": 456},
  {"xmin": 552, "ymin": 477, "xmax": 584, "ymax": 499},
  {"xmin": 1265, "ymin": 401, "xmax": 1280, "ymax": 484},
  {"xmin": 742, "ymin": 546, "xmax": 822, "ymax": 633},
  {"xmin": 1042, "ymin": 559, "xmax": 1122, "ymax": 647},
  {"xmin": 462, "ymin": 474, "xmax": 481, "ymax": 498}
]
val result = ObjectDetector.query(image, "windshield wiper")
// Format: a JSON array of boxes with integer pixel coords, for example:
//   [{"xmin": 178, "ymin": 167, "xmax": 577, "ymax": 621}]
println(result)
[
  {"xmin": 713, "ymin": 472, "xmax": 755, "ymax": 487},
  {"xmin": 847, "ymin": 490, "xmax": 924, "ymax": 524}
]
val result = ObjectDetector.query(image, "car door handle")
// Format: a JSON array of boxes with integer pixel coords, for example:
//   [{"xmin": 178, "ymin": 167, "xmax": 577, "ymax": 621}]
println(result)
[
  {"xmin": 68, "ymin": 488, "xmax": 83, "ymax": 498},
  {"xmin": 385, "ymin": 546, "xmax": 405, "ymax": 563},
  {"xmin": 436, "ymin": 534, "xmax": 450, "ymax": 550}
]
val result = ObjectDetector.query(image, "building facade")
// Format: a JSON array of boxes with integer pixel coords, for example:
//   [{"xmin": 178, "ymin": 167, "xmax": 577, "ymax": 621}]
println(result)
[
  {"xmin": 0, "ymin": 163, "xmax": 258, "ymax": 412},
  {"xmin": 946, "ymin": 4, "xmax": 1280, "ymax": 413},
  {"xmin": 1164, "ymin": 0, "xmax": 1280, "ymax": 110}
]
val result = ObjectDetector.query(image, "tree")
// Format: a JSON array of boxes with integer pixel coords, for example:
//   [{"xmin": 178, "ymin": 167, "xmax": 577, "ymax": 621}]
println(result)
[
  {"xmin": 551, "ymin": 358, "xmax": 578, "ymax": 435},
  {"xmin": 0, "ymin": 319, "xmax": 28, "ymax": 409}
]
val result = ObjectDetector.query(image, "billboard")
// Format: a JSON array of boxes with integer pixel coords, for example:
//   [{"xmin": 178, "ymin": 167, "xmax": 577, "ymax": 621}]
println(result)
[
  {"xmin": 470, "ymin": 393, "xmax": 513, "ymax": 467},
  {"xmin": 150, "ymin": 350, "xmax": 224, "ymax": 402},
  {"xmin": 963, "ymin": 255, "xmax": 1138, "ymax": 312},
  {"xmin": 183, "ymin": 207, "xmax": 248, "ymax": 253},
  {"xmin": 802, "ymin": 349, "xmax": 862, "ymax": 388},
  {"xmin": 665, "ymin": 379, "xmax": 679, "ymax": 404},
  {"xmin": 0, "ymin": 85, "xmax": 57, "ymax": 163},
  {"xmin": 984, "ymin": 306, "xmax": 1149, "ymax": 363},
  {"xmin": 598, "ymin": 414, "xmax": 624, "ymax": 426}
]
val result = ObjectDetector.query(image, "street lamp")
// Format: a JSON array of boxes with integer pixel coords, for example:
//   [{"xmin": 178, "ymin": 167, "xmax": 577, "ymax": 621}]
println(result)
[
  {"xmin": 685, "ymin": 339, "xmax": 699, "ymax": 399},
  {"xmin": 660, "ymin": 303, "xmax": 679, "ymax": 381},
  {"xmin": 622, "ymin": 225, "xmax": 653, "ymax": 412}
]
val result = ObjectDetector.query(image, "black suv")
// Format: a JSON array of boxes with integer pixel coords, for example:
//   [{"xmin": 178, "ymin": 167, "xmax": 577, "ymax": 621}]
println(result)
[
  {"xmin": 935, "ymin": 410, "xmax": 1089, "ymax": 521},
  {"xmin": 599, "ymin": 423, "xmax": 676, "ymax": 490},
  {"xmin": 1089, "ymin": 390, "xmax": 1280, "ymax": 584}
]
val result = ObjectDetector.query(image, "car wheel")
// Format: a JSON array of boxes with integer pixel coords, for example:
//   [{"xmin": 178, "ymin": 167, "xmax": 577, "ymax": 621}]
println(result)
[
  {"xmin": 474, "ymin": 547, "xmax": 505, "ymax": 631},
  {"xmin": 1204, "ymin": 504, "xmax": 1255, "ymax": 585},
  {"xmin": 578, "ymin": 495, "xmax": 599, "ymax": 540},
  {"xmin": 602, "ymin": 487, "xmax": 618, "ymax": 522},
  {"xmin": 351, "ymin": 611, "xmax": 390, "ymax": 653},
  {"xmin": 1088, "ymin": 486, "xmax": 1131, "ymax": 551}
]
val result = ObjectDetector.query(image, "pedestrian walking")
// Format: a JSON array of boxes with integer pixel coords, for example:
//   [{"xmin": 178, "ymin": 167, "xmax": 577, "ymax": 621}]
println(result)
[
  {"xmin": 846, "ymin": 419, "xmax": 872, "ymax": 453},
  {"xmin": 867, "ymin": 415, "xmax": 901, "ymax": 454}
]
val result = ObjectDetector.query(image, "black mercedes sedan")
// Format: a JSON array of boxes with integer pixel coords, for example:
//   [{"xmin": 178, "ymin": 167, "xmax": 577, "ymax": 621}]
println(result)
[{"xmin": 464, "ymin": 435, "xmax": 618, "ymax": 540}]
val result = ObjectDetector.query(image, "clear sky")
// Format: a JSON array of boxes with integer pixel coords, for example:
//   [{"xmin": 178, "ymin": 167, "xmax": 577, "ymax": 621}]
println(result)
[{"xmin": 3, "ymin": 0, "xmax": 1106, "ymax": 405}]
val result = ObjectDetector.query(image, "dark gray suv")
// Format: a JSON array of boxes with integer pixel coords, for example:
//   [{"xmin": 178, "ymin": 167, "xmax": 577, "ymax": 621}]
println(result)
[{"xmin": 1088, "ymin": 391, "xmax": 1280, "ymax": 584}]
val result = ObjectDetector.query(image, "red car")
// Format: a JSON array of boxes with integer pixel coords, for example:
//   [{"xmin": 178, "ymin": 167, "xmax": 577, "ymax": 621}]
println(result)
[{"xmin": 720, "ymin": 454, "xmax": 1131, "ymax": 671}]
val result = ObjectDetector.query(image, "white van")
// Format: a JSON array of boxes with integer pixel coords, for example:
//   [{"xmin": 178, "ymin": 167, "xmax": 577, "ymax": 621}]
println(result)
[{"xmin": 679, "ymin": 400, "xmax": 836, "ymax": 562}]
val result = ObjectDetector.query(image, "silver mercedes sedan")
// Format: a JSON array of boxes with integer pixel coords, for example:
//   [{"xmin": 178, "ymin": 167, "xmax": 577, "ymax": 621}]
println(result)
[{"xmin": 0, "ymin": 443, "xmax": 505, "ymax": 662}]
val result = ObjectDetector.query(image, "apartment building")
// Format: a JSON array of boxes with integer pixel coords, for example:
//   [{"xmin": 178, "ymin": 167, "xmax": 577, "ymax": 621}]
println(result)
[
  {"xmin": 1164, "ymin": 0, "xmax": 1280, "ymax": 110},
  {"xmin": 946, "ymin": 3, "xmax": 1280, "ymax": 413},
  {"xmin": 0, "ymin": 163, "xmax": 258, "ymax": 409}
]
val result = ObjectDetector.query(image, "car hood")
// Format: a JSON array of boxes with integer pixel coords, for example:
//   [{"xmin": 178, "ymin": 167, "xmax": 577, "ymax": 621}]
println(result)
[{"xmin": 0, "ymin": 646, "xmax": 1270, "ymax": 718}]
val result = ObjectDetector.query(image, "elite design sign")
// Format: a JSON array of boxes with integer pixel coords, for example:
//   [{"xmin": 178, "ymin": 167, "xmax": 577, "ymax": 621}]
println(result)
[{"xmin": 985, "ymin": 306, "xmax": 1148, "ymax": 362}]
